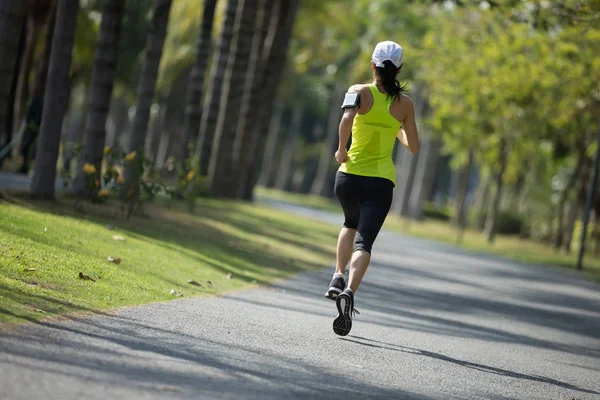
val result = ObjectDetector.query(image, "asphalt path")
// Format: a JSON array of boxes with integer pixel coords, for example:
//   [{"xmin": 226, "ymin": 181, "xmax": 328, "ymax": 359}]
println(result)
[{"xmin": 1, "ymin": 195, "xmax": 599, "ymax": 399}]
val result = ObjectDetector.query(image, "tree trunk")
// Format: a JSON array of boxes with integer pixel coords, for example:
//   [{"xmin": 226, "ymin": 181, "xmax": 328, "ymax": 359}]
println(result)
[
  {"xmin": 32, "ymin": 0, "xmax": 57, "ymax": 96},
  {"xmin": 180, "ymin": 0, "xmax": 216, "ymax": 166},
  {"xmin": 274, "ymin": 105, "xmax": 303, "ymax": 191},
  {"xmin": 475, "ymin": 174, "xmax": 492, "ymax": 231},
  {"xmin": 237, "ymin": 0, "xmax": 298, "ymax": 200},
  {"xmin": 208, "ymin": 0, "xmax": 260, "ymax": 198},
  {"xmin": 13, "ymin": 0, "xmax": 54, "ymax": 132},
  {"xmin": 311, "ymin": 83, "xmax": 346, "ymax": 197},
  {"xmin": 407, "ymin": 137, "xmax": 442, "ymax": 220},
  {"xmin": 484, "ymin": 138, "xmax": 509, "ymax": 243},
  {"xmin": 73, "ymin": 0, "xmax": 125, "ymax": 196},
  {"xmin": 555, "ymin": 146, "xmax": 585, "ymax": 249},
  {"xmin": 196, "ymin": 0, "xmax": 237, "ymax": 177},
  {"xmin": 453, "ymin": 150, "xmax": 474, "ymax": 243},
  {"xmin": 392, "ymin": 148, "xmax": 419, "ymax": 216},
  {"xmin": 30, "ymin": 0, "xmax": 79, "ymax": 199},
  {"xmin": 0, "ymin": 0, "xmax": 27, "ymax": 152},
  {"xmin": 451, "ymin": 150, "xmax": 474, "ymax": 226},
  {"xmin": 231, "ymin": 0, "xmax": 272, "ymax": 190},
  {"xmin": 258, "ymin": 101, "xmax": 284, "ymax": 188},
  {"xmin": 125, "ymin": 0, "xmax": 172, "ymax": 196}
]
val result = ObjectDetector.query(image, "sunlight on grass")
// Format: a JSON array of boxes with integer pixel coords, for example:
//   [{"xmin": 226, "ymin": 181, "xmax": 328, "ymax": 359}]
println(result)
[{"xmin": 0, "ymin": 196, "xmax": 340, "ymax": 325}]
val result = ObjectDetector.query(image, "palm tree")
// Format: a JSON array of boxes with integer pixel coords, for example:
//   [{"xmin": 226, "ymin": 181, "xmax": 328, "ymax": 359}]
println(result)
[
  {"xmin": 310, "ymin": 83, "xmax": 345, "ymax": 196},
  {"xmin": 257, "ymin": 101, "xmax": 284, "ymax": 188},
  {"xmin": 12, "ymin": 0, "xmax": 55, "ymax": 134},
  {"xmin": 73, "ymin": 0, "xmax": 125, "ymax": 196},
  {"xmin": 180, "ymin": 0, "xmax": 217, "ymax": 167},
  {"xmin": 196, "ymin": 0, "xmax": 238, "ymax": 177},
  {"xmin": 208, "ymin": 0, "xmax": 261, "ymax": 197},
  {"xmin": 0, "ymin": 0, "xmax": 27, "ymax": 150},
  {"xmin": 125, "ymin": 0, "xmax": 172, "ymax": 195},
  {"xmin": 274, "ymin": 105, "xmax": 303, "ymax": 191},
  {"xmin": 30, "ymin": 0, "xmax": 80, "ymax": 199},
  {"xmin": 237, "ymin": 0, "xmax": 299, "ymax": 200},
  {"xmin": 230, "ymin": 0, "xmax": 271, "ymax": 192}
]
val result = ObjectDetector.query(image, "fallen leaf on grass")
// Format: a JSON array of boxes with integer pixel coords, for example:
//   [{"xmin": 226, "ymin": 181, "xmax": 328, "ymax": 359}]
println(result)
[
  {"xmin": 8, "ymin": 247, "xmax": 12, "ymax": 251},
  {"xmin": 226, "ymin": 273, "xmax": 234, "ymax": 279},
  {"xmin": 34, "ymin": 308, "xmax": 46, "ymax": 314},
  {"xmin": 170, "ymin": 289, "xmax": 184, "ymax": 297},
  {"xmin": 23, "ymin": 268, "xmax": 36, "ymax": 272},
  {"xmin": 107, "ymin": 256, "xmax": 122, "ymax": 264},
  {"xmin": 78, "ymin": 272, "xmax": 96, "ymax": 282},
  {"xmin": 187, "ymin": 280, "xmax": 202, "ymax": 287},
  {"xmin": 112, "ymin": 235, "xmax": 125, "ymax": 241}
]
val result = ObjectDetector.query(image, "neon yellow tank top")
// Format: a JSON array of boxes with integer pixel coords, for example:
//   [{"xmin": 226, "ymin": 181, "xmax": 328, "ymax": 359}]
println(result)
[{"xmin": 338, "ymin": 85, "xmax": 400, "ymax": 185}]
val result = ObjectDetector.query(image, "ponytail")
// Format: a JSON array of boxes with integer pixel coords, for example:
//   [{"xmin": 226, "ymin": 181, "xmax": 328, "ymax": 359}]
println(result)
[{"xmin": 374, "ymin": 60, "xmax": 406, "ymax": 101}]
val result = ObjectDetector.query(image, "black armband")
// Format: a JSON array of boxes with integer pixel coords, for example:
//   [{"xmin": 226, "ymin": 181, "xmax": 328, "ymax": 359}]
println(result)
[{"xmin": 341, "ymin": 92, "xmax": 360, "ymax": 109}]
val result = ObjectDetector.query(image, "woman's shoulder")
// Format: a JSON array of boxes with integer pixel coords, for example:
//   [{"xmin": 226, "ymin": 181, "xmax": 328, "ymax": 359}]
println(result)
[{"xmin": 348, "ymin": 84, "xmax": 372, "ymax": 94}]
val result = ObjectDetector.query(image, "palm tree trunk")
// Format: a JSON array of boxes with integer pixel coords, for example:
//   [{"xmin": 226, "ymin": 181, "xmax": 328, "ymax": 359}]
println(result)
[
  {"xmin": 238, "ymin": 0, "xmax": 299, "ymax": 200},
  {"xmin": 0, "ymin": 0, "xmax": 27, "ymax": 151},
  {"xmin": 311, "ymin": 83, "xmax": 346, "ymax": 196},
  {"xmin": 180, "ymin": 0, "xmax": 216, "ymax": 166},
  {"xmin": 30, "ymin": 0, "xmax": 79, "ymax": 199},
  {"xmin": 274, "ymin": 105, "xmax": 303, "ymax": 191},
  {"xmin": 208, "ymin": 0, "xmax": 260, "ymax": 198},
  {"xmin": 196, "ymin": 0, "xmax": 237, "ymax": 177},
  {"xmin": 484, "ymin": 138, "xmax": 509, "ymax": 243},
  {"xmin": 73, "ymin": 0, "xmax": 125, "ymax": 196},
  {"xmin": 125, "ymin": 0, "xmax": 172, "ymax": 196},
  {"xmin": 32, "ymin": 0, "xmax": 57, "ymax": 96},
  {"xmin": 258, "ymin": 101, "xmax": 284, "ymax": 188},
  {"xmin": 231, "ymin": 0, "xmax": 271, "ymax": 190},
  {"xmin": 13, "ymin": 0, "xmax": 54, "ymax": 132}
]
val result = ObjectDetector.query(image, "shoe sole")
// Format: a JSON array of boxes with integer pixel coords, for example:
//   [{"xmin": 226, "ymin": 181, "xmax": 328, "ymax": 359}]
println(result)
[
  {"xmin": 333, "ymin": 293, "xmax": 352, "ymax": 336},
  {"xmin": 325, "ymin": 287, "xmax": 342, "ymax": 300}
]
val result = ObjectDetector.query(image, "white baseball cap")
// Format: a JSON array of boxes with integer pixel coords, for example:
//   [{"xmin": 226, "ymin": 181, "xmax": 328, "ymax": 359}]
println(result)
[{"xmin": 372, "ymin": 41, "xmax": 403, "ymax": 68}]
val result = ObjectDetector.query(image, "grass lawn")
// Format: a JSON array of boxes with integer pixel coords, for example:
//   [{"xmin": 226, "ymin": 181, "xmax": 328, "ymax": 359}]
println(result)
[
  {"xmin": 257, "ymin": 187, "xmax": 600, "ymax": 282},
  {"xmin": 0, "ymin": 195, "xmax": 340, "ymax": 325}
]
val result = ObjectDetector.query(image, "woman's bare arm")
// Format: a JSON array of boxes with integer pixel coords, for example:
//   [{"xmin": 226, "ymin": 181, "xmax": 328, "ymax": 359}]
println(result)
[{"xmin": 398, "ymin": 97, "xmax": 419, "ymax": 154}]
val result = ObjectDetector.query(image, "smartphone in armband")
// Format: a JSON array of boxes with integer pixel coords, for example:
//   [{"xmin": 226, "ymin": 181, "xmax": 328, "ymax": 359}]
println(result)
[{"xmin": 341, "ymin": 92, "xmax": 360, "ymax": 109}]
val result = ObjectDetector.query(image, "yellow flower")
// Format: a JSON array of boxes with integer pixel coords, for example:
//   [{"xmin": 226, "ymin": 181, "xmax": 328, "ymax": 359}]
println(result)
[
  {"xmin": 98, "ymin": 189, "xmax": 109, "ymax": 197},
  {"xmin": 104, "ymin": 146, "xmax": 111, "ymax": 155},
  {"xmin": 186, "ymin": 170, "xmax": 195, "ymax": 181},
  {"xmin": 82, "ymin": 163, "xmax": 96, "ymax": 175},
  {"xmin": 117, "ymin": 176, "xmax": 125, "ymax": 184},
  {"xmin": 124, "ymin": 151, "xmax": 136, "ymax": 161}
]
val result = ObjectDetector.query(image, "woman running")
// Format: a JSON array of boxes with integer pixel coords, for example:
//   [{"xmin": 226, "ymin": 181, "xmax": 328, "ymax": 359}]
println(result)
[{"xmin": 325, "ymin": 41, "xmax": 419, "ymax": 336}]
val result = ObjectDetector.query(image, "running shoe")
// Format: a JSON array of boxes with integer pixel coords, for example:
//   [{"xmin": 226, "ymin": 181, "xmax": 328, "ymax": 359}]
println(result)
[
  {"xmin": 325, "ymin": 274, "xmax": 345, "ymax": 300},
  {"xmin": 333, "ymin": 288, "xmax": 359, "ymax": 336}
]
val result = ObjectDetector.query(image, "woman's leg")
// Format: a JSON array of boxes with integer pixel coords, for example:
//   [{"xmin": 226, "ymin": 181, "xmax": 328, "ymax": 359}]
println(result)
[
  {"xmin": 334, "ymin": 171, "xmax": 360, "ymax": 275},
  {"xmin": 346, "ymin": 179, "xmax": 394, "ymax": 292},
  {"xmin": 336, "ymin": 227, "xmax": 356, "ymax": 274}
]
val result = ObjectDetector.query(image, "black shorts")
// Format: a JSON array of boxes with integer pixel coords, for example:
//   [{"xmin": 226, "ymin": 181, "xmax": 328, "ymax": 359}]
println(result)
[{"xmin": 334, "ymin": 171, "xmax": 394, "ymax": 254}]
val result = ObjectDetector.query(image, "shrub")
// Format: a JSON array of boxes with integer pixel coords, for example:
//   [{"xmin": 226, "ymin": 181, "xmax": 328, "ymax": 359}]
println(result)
[
  {"xmin": 423, "ymin": 202, "xmax": 451, "ymax": 221},
  {"xmin": 495, "ymin": 210, "xmax": 525, "ymax": 235}
]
